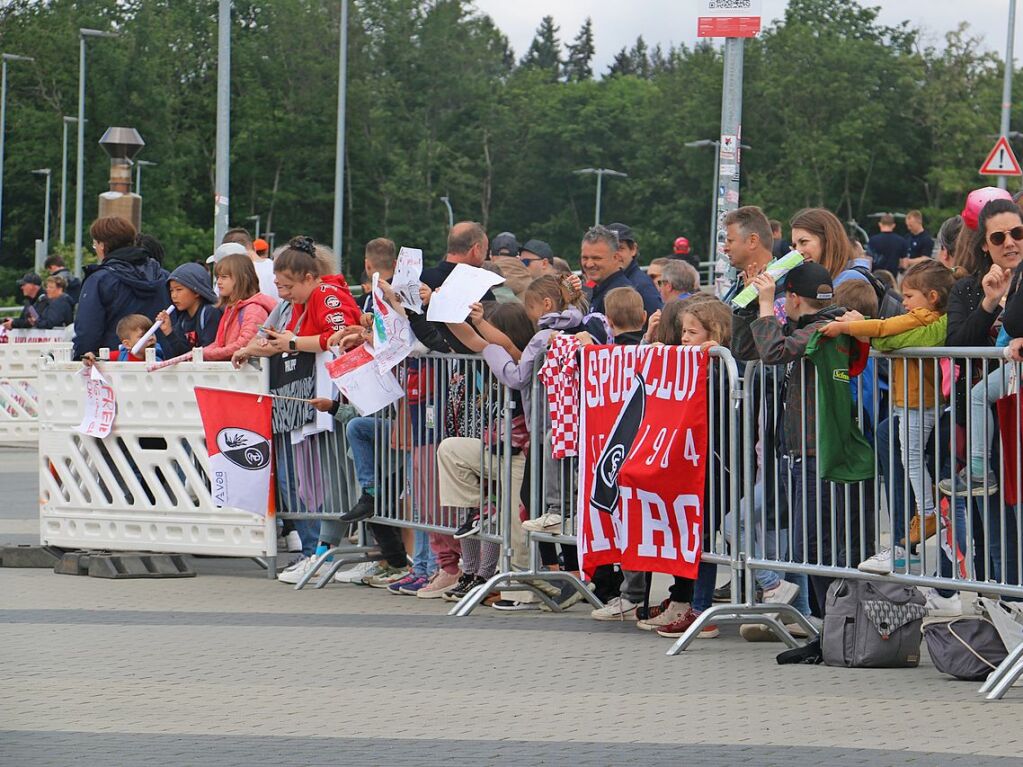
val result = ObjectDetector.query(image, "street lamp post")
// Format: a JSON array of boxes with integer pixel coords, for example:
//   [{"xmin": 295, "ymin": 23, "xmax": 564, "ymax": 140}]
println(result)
[
  {"xmin": 247, "ymin": 214, "xmax": 261, "ymax": 239},
  {"xmin": 134, "ymin": 159, "xmax": 156, "ymax": 196},
  {"xmin": 60, "ymin": 116, "xmax": 80, "ymax": 245},
  {"xmin": 999, "ymin": 0, "xmax": 1018, "ymax": 190},
  {"xmin": 31, "ymin": 168, "xmax": 51, "ymax": 271},
  {"xmin": 264, "ymin": 231, "xmax": 275, "ymax": 251},
  {"xmin": 75, "ymin": 28, "xmax": 118, "ymax": 279},
  {"xmin": 332, "ymin": 0, "xmax": 350, "ymax": 273},
  {"xmin": 0, "ymin": 52, "xmax": 35, "ymax": 259},
  {"xmin": 439, "ymin": 195, "xmax": 454, "ymax": 230},
  {"xmin": 573, "ymin": 168, "xmax": 627, "ymax": 226},
  {"xmin": 214, "ymin": 0, "xmax": 231, "ymax": 248}
]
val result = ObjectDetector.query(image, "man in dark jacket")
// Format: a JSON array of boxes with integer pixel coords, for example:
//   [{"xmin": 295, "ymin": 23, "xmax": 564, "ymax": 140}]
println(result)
[
  {"xmin": 866, "ymin": 214, "xmax": 908, "ymax": 275},
  {"xmin": 4, "ymin": 273, "xmax": 47, "ymax": 329},
  {"xmin": 72, "ymin": 243, "xmax": 170, "ymax": 359},
  {"xmin": 582, "ymin": 225, "xmax": 633, "ymax": 315},
  {"xmin": 607, "ymin": 222, "xmax": 662, "ymax": 314}
]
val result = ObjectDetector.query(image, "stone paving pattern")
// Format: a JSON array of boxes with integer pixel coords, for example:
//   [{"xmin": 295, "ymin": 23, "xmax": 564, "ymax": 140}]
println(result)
[{"xmin": 2, "ymin": 448, "xmax": 1023, "ymax": 766}]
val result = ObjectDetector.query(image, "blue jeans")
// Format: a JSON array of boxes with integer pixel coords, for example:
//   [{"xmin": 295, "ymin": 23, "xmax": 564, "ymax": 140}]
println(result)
[
  {"xmin": 346, "ymin": 416, "xmax": 387, "ymax": 491},
  {"xmin": 274, "ymin": 434, "xmax": 318, "ymax": 557}
]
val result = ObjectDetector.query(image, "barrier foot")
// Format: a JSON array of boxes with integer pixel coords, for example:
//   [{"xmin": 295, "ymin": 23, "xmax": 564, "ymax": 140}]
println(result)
[
  {"xmin": 250, "ymin": 557, "xmax": 268, "ymax": 571},
  {"xmin": 54, "ymin": 550, "xmax": 195, "ymax": 579},
  {"xmin": 495, "ymin": 569, "xmax": 604, "ymax": 610},
  {"xmin": 0, "ymin": 544, "xmax": 63, "ymax": 568},
  {"xmin": 986, "ymin": 658, "xmax": 1023, "ymax": 700},
  {"xmin": 980, "ymin": 642, "xmax": 1023, "ymax": 695},
  {"xmin": 290, "ymin": 546, "xmax": 381, "ymax": 591},
  {"xmin": 449, "ymin": 573, "xmax": 561, "ymax": 617},
  {"xmin": 665, "ymin": 603, "xmax": 811, "ymax": 656}
]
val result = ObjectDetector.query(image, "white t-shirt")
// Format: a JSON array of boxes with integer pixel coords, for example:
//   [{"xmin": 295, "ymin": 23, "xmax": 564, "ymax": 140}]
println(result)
[{"xmin": 253, "ymin": 258, "xmax": 278, "ymax": 300}]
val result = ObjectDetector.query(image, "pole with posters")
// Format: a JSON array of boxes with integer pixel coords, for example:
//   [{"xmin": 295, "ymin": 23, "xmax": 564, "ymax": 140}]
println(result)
[
  {"xmin": 697, "ymin": 0, "xmax": 760, "ymax": 297},
  {"xmin": 999, "ymin": 0, "xmax": 1017, "ymax": 190}
]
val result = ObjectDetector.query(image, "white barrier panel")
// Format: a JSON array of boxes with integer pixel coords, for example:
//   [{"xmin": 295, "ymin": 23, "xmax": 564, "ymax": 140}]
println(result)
[
  {"xmin": 38, "ymin": 352, "xmax": 276, "ymax": 557},
  {"xmin": 0, "ymin": 330, "xmax": 74, "ymax": 444}
]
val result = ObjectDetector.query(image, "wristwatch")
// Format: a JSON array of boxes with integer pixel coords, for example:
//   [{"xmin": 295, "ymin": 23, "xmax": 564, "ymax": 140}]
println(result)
[{"xmin": 288, "ymin": 338, "xmax": 297, "ymax": 352}]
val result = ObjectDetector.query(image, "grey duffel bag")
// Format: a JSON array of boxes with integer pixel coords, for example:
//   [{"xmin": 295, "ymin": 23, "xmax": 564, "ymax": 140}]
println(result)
[
  {"xmin": 923, "ymin": 618, "xmax": 1008, "ymax": 681},
  {"xmin": 822, "ymin": 579, "xmax": 927, "ymax": 668}
]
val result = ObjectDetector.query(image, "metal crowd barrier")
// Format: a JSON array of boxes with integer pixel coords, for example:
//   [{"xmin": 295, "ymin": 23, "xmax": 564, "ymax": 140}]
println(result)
[
  {"xmin": 665, "ymin": 347, "xmax": 1023, "ymax": 697},
  {"xmin": 0, "ymin": 328, "xmax": 73, "ymax": 445}
]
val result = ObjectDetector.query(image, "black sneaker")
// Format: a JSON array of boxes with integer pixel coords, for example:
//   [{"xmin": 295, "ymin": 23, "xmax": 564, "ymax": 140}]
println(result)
[
  {"xmin": 453, "ymin": 513, "xmax": 481, "ymax": 539},
  {"xmin": 713, "ymin": 582, "xmax": 734, "ymax": 602},
  {"xmin": 339, "ymin": 492, "xmax": 375, "ymax": 522},
  {"xmin": 442, "ymin": 574, "xmax": 486, "ymax": 602}
]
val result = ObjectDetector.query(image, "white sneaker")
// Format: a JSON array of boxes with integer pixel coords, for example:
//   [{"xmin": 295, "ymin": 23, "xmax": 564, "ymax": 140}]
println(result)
[
  {"xmin": 858, "ymin": 546, "xmax": 904, "ymax": 575},
  {"xmin": 590, "ymin": 596, "xmax": 638, "ymax": 621},
  {"xmin": 521, "ymin": 513, "xmax": 563, "ymax": 533},
  {"xmin": 763, "ymin": 579, "xmax": 799, "ymax": 606},
  {"xmin": 285, "ymin": 531, "xmax": 303, "ymax": 553},
  {"xmin": 923, "ymin": 588, "xmax": 963, "ymax": 618},
  {"xmin": 333, "ymin": 561, "xmax": 378, "ymax": 584},
  {"xmin": 278, "ymin": 556, "xmax": 326, "ymax": 585}
]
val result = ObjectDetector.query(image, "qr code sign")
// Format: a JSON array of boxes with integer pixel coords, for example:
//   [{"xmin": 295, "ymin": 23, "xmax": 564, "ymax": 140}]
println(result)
[{"xmin": 707, "ymin": 0, "xmax": 753, "ymax": 8}]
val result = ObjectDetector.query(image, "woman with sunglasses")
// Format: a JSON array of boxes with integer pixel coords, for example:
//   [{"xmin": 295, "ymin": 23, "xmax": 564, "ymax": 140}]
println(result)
[{"xmin": 945, "ymin": 197, "xmax": 1022, "ymax": 591}]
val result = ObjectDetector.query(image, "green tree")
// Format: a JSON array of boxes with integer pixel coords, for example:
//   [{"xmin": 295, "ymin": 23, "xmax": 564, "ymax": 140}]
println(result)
[
  {"xmin": 562, "ymin": 17, "xmax": 594, "ymax": 82},
  {"xmin": 520, "ymin": 15, "xmax": 561, "ymax": 82}
]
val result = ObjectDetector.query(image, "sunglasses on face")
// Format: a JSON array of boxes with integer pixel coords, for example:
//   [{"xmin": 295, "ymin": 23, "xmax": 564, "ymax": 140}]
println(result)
[{"xmin": 987, "ymin": 226, "xmax": 1023, "ymax": 246}]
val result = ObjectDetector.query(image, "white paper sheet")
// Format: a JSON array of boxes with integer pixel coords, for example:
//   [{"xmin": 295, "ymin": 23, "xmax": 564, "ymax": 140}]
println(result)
[
  {"xmin": 326, "ymin": 345, "xmax": 404, "ymax": 417},
  {"xmin": 393, "ymin": 247, "xmax": 424, "ymax": 314},
  {"xmin": 370, "ymin": 273, "xmax": 414, "ymax": 372},
  {"xmin": 425, "ymin": 263, "xmax": 505, "ymax": 323},
  {"xmin": 73, "ymin": 366, "xmax": 117, "ymax": 439}
]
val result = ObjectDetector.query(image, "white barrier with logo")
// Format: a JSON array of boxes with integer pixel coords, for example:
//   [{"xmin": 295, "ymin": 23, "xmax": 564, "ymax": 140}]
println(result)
[
  {"xmin": 38, "ymin": 350, "xmax": 276, "ymax": 557},
  {"xmin": 0, "ymin": 328, "xmax": 73, "ymax": 444}
]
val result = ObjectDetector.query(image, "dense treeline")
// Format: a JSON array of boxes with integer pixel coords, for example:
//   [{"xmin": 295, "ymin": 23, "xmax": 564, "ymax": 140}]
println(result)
[{"xmin": 0, "ymin": 0, "xmax": 1011, "ymax": 296}]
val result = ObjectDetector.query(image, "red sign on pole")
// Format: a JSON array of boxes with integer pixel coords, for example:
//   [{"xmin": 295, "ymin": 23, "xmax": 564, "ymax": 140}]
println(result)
[
  {"xmin": 980, "ymin": 136, "xmax": 1023, "ymax": 176},
  {"xmin": 698, "ymin": 0, "xmax": 762, "ymax": 38}
]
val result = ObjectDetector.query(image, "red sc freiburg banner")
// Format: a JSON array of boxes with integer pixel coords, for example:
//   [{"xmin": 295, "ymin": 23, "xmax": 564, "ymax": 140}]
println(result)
[{"xmin": 577, "ymin": 345, "xmax": 708, "ymax": 579}]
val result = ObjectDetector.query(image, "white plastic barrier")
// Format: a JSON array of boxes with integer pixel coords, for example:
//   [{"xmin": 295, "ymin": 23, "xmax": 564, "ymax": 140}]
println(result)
[
  {"xmin": 0, "ymin": 329, "xmax": 74, "ymax": 445},
  {"xmin": 38, "ymin": 350, "xmax": 277, "ymax": 557}
]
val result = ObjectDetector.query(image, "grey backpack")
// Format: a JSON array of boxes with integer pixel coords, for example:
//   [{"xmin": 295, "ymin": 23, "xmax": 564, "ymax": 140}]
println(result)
[{"xmin": 822, "ymin": 579, "xmax": 927, "ymax": 668}]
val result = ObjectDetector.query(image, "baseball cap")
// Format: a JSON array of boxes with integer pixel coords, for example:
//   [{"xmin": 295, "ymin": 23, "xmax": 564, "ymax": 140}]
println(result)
[
  {"xmin": 206, "ymin": 242, "xmax": 247, "ymax": 265},
  {"xmin": 673, "ymin": 236, "xmax": 690, "ymax": 255},
  {"xmin": 962, "ymin": 186, "xmax": 1014, "ymax": 231},
  {"xmin": 520, "ymin": 239, "xmax": 554, "ymax": 263},
  {"xmin": 490, "ymin": 231, "xmax": 520, "ymax": 256},
  {"xmin": 253, "ymin": 237, "xmax": 269, "ymax": 252},
  {"xmin": 17, "ymin": 272, "xmax": 42, "ymax": 286},
  {"xmin": 777, "ymin": 262, "xmax": 834, "ymax": 301},
  {"xmin": 607, "ymin": 222, "xmax": 635, "ymax": 243}
]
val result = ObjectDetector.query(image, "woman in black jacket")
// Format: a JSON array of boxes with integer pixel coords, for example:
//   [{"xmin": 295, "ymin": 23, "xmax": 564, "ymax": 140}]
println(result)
[{"xmin": 945, "ymin": 197, "xmax": 1022, "ymax": 588}]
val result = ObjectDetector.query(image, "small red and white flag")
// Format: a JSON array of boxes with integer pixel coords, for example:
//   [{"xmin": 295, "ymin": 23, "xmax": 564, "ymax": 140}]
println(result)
[{"xmin": 194, "ymin": 387, "xmax": 273, "ymax": 515}]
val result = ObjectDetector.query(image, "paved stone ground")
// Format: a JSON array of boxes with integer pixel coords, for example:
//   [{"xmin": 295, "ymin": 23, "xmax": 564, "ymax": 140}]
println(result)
[{"xmin": 3, "ymin": 447, "xmax": 1023, "ymax": 767}]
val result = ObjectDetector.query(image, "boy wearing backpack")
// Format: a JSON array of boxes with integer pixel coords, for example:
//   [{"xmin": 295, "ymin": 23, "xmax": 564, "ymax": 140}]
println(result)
[{"xmin": 736, "ymin": 262, "xmax": 848, "ymax": 618}]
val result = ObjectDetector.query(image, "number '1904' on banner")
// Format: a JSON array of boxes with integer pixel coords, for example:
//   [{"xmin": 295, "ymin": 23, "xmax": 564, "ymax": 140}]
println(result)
[{"xmin": 577, "ymin": 345, "xmax": 708, "ymax": 579}]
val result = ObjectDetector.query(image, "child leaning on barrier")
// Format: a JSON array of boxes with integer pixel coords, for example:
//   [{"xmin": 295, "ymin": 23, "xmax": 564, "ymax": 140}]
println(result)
[
  {"xmin": 823, "ymin": 260, "xmax": 956, "ymax": 576},
  {"xmin": 451, "ymin": 274, "xmax": 602, "ymax": 609},
  {"xmin": 82, "ymin": 314, "xmax": 164, "ymax": 365},
  {"xmin": 201, "ymin": 254, "xmax": 277, "ymax": 361},
  {"xmin": 734, "ymin": 261, "xmax": 847, "ymax": 619},
  {"xmin": 157, "ymin": 263, "xmax": 222, "ymax": 358}
]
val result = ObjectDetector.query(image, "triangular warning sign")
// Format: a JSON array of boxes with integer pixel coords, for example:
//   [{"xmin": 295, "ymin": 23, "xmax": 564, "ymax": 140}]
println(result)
[{"xmin": 980, "ymin": 136, "xmax": 1022, "ymax": 176}]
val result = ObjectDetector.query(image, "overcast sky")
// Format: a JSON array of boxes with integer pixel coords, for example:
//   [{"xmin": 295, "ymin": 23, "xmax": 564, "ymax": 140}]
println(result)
[{"xmin": 473, "ymin": 1, "xmax": 1015, "ymax": 72}]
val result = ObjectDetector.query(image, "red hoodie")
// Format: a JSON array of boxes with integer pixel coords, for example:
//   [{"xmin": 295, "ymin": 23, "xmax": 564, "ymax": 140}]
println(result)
[
  {"xmin": 286, "ymin": 274, "xmax": 363, "ymax": 350},
  {"xmin": 202, "ymin": 293, "xmax": 279, "ymax": 361}
]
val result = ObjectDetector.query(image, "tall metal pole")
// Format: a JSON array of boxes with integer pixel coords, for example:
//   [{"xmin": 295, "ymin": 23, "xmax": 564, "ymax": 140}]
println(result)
[
  {"xmin": 594, "ymin": 172, "xmax": 603, "ymax": 226},
  {"xmin": 60, "ymin": 117, "xmax": 76, "ymax": 245},
  {"xmin": 74, "ymin": 38, "xmax": 87, "ymax": 277},
  {"xmin": 1000, "ymin": 0, "xmax": 1017, "ymax": 190},
  {"xmin": 332, "ymin": 0, "xmax": 349, "ymax": 272},
  {"xmin": 0, "ymin": 53, "xmax": 34, "ymax": 261},
  {"xmin": 709, "ymin": 141, "xmax": 720, "ymax": 276},
  {"xmin": 247, "ymin": 214, "xmax": 260, "ymax": 239},
  {"xmin": 38, "ymin": 170, "xmax": 51, "ymax": 251},
  {"xmin": 713, "ymin": 37, "xmax": 745, "ymax": 296},
  {"xmin": 214, "ymin": 0, "xmax": 231, "ymax": 246}
]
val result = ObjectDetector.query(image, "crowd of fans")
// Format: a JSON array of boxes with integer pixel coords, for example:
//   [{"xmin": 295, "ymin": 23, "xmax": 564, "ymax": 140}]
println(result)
[{"xmin": 10, "ymin": 187, "xmax": 1023, "ymax": 642}]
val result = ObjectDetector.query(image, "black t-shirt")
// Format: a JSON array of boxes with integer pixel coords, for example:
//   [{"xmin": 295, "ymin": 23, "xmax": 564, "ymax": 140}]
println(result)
[
  {"xmin": 906, "ymin": 230, "xmax": 934, "ymax": 259},
  {"xmin": 866, "ymin": 232, "xmax": 908, "ymax": 274}
]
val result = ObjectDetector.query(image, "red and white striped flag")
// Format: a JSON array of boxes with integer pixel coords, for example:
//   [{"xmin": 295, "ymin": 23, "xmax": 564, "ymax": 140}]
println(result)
[{"xmin": 194, "ymin": 387, "xmax": 272, "ymax": 515}]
